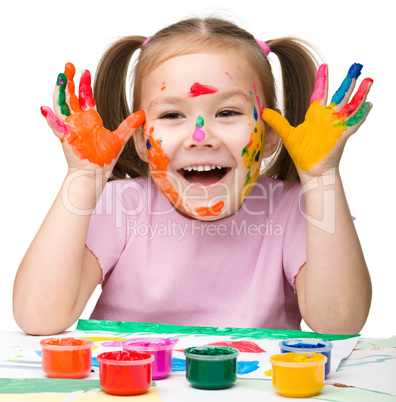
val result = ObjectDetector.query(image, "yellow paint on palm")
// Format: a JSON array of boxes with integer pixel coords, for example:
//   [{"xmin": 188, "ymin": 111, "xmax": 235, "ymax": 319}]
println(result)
[
  {"xmin": 262, "ymin": 63, "xmax": 373, "ymax": 172},
  {"xmin": 262, "ymin": 101, "xmax": 346, "ymax": 172},
  {"xmin": 291, "ymin": 100, "xmax": 346, "ymax": 171}
]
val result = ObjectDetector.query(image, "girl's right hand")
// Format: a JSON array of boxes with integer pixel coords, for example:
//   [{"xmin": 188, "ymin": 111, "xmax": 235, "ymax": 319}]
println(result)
[{"xmin": 41, "ymin": 62, "xmax": 145, "ymax": 175}]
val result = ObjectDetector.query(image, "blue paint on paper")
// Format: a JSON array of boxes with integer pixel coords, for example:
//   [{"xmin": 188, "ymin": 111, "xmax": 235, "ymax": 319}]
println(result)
[
  {"xmin": 172, "ymin": 357, "xmax": 186, "ymax": 372},
  {"xmin": 337, "ymin": 354, "xmax": 396, "ymax": 371},
  {"xmin": 331, "ymin": 63, "xmax": 363, "ymax": 105},
  {"xmin": 237, "ymin": 360, "xmax": 260, "ymax": 375}
]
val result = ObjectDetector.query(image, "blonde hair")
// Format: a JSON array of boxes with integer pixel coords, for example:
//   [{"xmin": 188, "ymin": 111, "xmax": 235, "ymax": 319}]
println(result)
[{"xmin": 93, "ymin": 17, "xmax": 319, "ymax": 182}]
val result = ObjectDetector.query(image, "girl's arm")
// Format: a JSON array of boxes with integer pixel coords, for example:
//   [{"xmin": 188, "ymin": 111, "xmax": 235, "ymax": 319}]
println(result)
[
  {"xmin": 262, "ymin": 64, "xmax": 373, "ymax": 334},
  {"xmin": 13, "ymin": 174, "xmax": 103, "ymax": 335},
  {"xmin": 295, "ymin": 169, "xmax": 372, "ymax": 334},
  {"xmin": 13, "ymin": 63, "xmax": 145, "ymax": 335}
]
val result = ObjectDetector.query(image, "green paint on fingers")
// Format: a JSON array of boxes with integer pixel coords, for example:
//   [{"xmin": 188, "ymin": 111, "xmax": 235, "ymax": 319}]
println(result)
[
  {"xmin": 347, "ymin": 102, "xmax": 371, "ymax": 127},
  {"xmin": 57, "ymin": 72, "xmax": 70, "ymax": 116}
]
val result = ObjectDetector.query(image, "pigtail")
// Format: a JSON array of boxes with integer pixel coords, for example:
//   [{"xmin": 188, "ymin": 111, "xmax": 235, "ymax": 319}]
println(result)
[
  {"xmin": 264, "ymin": 38, "xmax": 319, "ymax": 182},
  {"xmin": 93, "ymin": 35, "xmax": 148, "ymax": 180}
]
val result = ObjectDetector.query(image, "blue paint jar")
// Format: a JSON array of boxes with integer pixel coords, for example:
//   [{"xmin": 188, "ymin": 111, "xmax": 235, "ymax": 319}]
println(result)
[{"xmin": 279, "ymin": 339, "xmax": 332, "ymax": 377}]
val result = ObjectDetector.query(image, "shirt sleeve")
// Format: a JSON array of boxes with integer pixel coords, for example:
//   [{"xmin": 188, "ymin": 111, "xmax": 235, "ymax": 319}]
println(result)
[
  {"xmin": 85, "ymin": 181, "xmax": 128, "ymax": 283},
  {"xmin": 282, "ymin": 184, "xmax": 307, "ymax": 294}
]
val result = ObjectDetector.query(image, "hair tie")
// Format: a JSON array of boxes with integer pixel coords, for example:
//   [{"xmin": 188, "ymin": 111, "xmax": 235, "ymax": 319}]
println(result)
[
  {"xmin": 256, "ymin": 39, "xmax": 271, "ymax": 56},
  {"xmin": 142, "ymin": 36, "xmax": 152, "ymax": 47}
]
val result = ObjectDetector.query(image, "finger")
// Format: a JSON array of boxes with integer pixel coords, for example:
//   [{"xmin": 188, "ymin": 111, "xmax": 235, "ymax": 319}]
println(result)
[
  {"xmin": 346, "ymin": 102, "xmax": 372, "ymax": 129},
  {"xmin": 79, "ymin": 69, "xmax": 96, "ymax": 111},
  {"xmin": 330, "ymin": 63, "xmax": 363, "ymax": 107},
  {"xmin": 40, "ymin": 106, "xmax": 70, "ymax": 140},
  {"xmin": 339, "ymin": 78, "xmax": 373, "ymax": 118},
  {"xmin": 310, "ymin": 64, "xmax": 328, "ymax": 106},
  {"xmin": 55, "ymin": 72, "xmax": 70, "ymax": 117},
  {"xmin": 261, "ymin": 108, "xmax": 292, "ymax": 142},
  {"xmin": 64, "ymin": 62, "xmax": 81, "ymax": 113},
  {"xmin": 114, "ymin": 111, "xmax": 146, "ymax": 142}
]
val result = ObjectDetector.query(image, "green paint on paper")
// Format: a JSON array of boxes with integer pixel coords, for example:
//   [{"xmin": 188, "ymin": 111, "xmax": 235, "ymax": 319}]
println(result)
[
  {"xmin": 77, "ymin": 319, "xmax": 359, "ymax": 341},
  {"xmin": 357, "ymin": 335, "xmax": 396, "ymax": 350},
  {"xmin": 0, "ymin": 378, "xmax": 101, "ymax": 394}
]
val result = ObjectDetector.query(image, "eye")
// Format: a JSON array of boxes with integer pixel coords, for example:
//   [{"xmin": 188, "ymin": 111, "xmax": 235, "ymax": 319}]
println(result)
[
  {"xmin": 160, "ymin": 112, "xmax": 184, "ymax": 119},
  {"xmin": 216, "ymin": 109, "xmax": 241, "ymax": 118}
]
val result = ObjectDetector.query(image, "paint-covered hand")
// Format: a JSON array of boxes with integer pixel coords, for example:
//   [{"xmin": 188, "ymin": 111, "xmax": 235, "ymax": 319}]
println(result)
[
  {"xmin": 262, "ymin": 63, "xmax": 373, "ymax": 176},
  {"xmin": 41, "ymin": 62, "xmax": 145, "ymax": 171}
]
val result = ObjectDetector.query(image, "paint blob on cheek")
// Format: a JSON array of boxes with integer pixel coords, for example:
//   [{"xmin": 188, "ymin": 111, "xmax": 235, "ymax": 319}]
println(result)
[
  {"xmin": 192, "ymin": 115, "xmax": 205, "ymax": 142},
  {"xmin": 240, "ymin": 89, "xmax": 265, "ymax": 201},
  {"xmin": 146, "ymin": 126, "xmax": 224, "ymax": 218}
]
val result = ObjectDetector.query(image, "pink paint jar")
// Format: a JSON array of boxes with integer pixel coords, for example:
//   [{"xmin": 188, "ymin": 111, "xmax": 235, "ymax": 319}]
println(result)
[
  {"xmin": 122, "ymin": 337, "xmax": 178, "ymax": 379},
  {"xmin": 40, "ymin": 337, "xmax": 93, "ymax": 379},
  {"xmin": 97, "ymin": 350, "xmax": 154, "ymax": 396}
]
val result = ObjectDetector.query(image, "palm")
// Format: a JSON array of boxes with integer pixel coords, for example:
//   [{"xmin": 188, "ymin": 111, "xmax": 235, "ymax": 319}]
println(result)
[
  {"xmin": 41, "ymin": 62, "xmax": 145, "ymax": 170},
  {"xmin": 262, "ymin": 64, "xmax": 373, "ymax": 175}
]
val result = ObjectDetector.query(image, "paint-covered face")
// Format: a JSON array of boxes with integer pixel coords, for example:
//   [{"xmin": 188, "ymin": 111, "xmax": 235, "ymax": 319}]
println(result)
[{"xmin": 138, "ymin": 52, "xmax": 266, "ymax": 221}]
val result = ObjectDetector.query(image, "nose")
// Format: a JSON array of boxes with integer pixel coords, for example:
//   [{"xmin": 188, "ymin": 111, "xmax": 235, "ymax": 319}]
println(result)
[{"xmin": 183, "ymin": 116, "xmax": 221, "ymax": 149}]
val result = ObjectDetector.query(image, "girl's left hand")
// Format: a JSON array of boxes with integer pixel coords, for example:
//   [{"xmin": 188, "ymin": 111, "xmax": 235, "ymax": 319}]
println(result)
[{"xmin": 261, "ymin": 63, "xmax": 373, "ymax": 178}]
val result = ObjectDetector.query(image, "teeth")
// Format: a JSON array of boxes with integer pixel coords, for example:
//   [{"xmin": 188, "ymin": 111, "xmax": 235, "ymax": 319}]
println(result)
[{"xmin": 183, "ymin": 165, "xmax": 225, "ymax": 171}]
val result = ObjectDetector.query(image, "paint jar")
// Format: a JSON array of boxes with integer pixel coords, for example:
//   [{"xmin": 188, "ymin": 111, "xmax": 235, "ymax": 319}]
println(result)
[
  {"xmin": 97, "ymin": 350, "xmax": 154, "ymax": 396},
  {"xmin": 279, "ymin": 338, "xmax": 333, "ymax": 377},
  {"xmin": 270, "ymin": 352, "xmax": 327, "ymax": 398},
  {"xmin": 184, "ymin": 346, "xmax": 239, "ymax": 389},
  {"xmin": 40, "ymin": 337, "xmax": 94, "ymax": 379},
  {"xmin": 122, "ymin": 337, "xmax": 178, "ymax": 380}
]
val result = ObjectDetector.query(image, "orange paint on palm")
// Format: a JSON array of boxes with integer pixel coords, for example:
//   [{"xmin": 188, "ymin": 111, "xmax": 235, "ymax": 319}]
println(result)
[
  {"xmin": 146, "ymin": 127, "xmax": 224, "ymax": 218},
  {"xmin": 56, "ymin": 62, "xmax": 146, "ymax": 167},
  {"xmin": 63, "ymin": 111, "xmax": 145, "ymax": 167}
]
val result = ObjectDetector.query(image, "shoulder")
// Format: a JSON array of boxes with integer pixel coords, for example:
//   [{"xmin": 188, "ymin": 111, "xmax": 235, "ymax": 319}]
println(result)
[
  {"xmin": 247, "ymin": 175, "xmax": 302, "ymax": 206},
  {"xmin": 102, "ymin": 177, "xmax": 152, "ymax": 203},
  {"xmin": 99, "ymin": 177, "xmax": 172, "ymax": 217}
]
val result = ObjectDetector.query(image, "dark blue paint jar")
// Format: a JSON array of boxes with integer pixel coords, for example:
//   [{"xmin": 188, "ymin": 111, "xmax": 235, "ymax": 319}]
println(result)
[{"xmin": 279, "ymin": 339, "xmax": 332, "ymax": 377}]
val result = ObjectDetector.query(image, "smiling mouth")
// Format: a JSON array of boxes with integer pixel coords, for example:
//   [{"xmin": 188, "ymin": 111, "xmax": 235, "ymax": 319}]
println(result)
[{"xmin": 178, "ymin": 165, "xmax": 230, "ymax": 186}]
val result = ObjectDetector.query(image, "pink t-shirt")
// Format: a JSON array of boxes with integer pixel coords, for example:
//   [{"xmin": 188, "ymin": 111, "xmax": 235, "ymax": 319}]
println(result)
[{"xmin": 86, "ymin": 175, "xmax": 306, "ymax": 330}]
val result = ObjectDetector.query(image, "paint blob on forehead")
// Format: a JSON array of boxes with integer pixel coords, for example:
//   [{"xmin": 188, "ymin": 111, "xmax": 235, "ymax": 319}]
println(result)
[{"xmin": 188, "ymin": 83, "xmax": 219, "ymax": 97}]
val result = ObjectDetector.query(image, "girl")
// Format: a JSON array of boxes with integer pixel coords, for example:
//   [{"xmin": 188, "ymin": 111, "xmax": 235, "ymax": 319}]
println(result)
[{"xmin": 13, "ymin": 17, "xmax": 372, "ymax": 336}]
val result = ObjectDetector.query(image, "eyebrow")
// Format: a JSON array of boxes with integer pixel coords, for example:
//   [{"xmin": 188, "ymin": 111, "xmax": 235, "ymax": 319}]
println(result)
[
  {"xmin": 148, "ymin": 90, "xmax": 251, "ymax": 110},
  {"xmin": 148, "ymin": 96, "xmax": 184, "ymax": 110}
]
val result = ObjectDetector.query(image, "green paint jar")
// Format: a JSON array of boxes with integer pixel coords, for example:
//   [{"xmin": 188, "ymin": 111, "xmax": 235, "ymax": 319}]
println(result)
[{"xmin": 184, "ymin": 346, "xmax": 239, "ymax": 389}]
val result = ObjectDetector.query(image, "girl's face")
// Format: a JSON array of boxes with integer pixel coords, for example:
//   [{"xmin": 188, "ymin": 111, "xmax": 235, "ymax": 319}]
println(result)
[{"xmin": 137, "ymin": 52, "xmax": 271, "ymax": 221}]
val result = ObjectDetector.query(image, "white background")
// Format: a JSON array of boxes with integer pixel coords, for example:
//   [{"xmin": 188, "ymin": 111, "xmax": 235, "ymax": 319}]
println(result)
[{"xmin": 1, "ymin": 0, "xmax": 394, "ymax": 338}]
